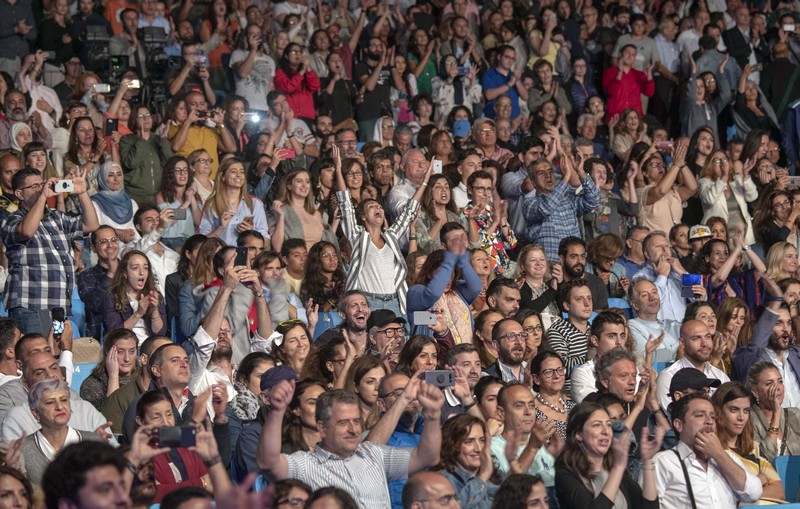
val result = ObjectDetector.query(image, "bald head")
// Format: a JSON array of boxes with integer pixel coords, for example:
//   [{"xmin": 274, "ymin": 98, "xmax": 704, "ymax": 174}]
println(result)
[
  {"xmin": 402, "ymin": 472, "xmax": 457, "ymax": 509},
  {"xmin": 680, "ymin": 319, "xmax": 713, "ymax": 366}
]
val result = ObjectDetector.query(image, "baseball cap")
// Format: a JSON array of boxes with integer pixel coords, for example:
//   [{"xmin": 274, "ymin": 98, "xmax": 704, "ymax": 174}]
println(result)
[
  {"xmin": 366, "ymin": 309, "xmax": 406, "ymax": 331},
  {"xmin": 668, "ymin": 368, "xmax": 721, "ymax": 398},
  {"xmin": 260, "ymin": 365, "xmax": 299, "ymax": 392},
  {"xmin": 689, "ymin": 225, "xmax": 713, "ymax": 240}
]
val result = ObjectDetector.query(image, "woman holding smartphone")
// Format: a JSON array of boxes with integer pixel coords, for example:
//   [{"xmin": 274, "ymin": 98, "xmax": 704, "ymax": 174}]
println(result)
[{"xmin": 156, "ymin": 156, "xmax": 202, "ymax": 250}]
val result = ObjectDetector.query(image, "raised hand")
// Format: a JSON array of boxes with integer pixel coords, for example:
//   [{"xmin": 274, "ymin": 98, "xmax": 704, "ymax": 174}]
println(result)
[
  {"xmin": 645, "ymin": 331, "xmax": 665, "ymax": 356},
  {"xmin": 269, "ymin": 379, "xmax": 295, "ymax": 413},
  {"xmin": 639, "ymin": 426, "xmax": 666, "ymax": 461},
  {"xmin": 106, "ymin": 345, "xmax": 119, "ymax": 377},
  {"xmin": 416, "ymin": 380, "xmax": 445, "ymax": 415}
]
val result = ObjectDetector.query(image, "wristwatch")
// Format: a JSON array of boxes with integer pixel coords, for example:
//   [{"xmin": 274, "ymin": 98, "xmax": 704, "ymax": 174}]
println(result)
[{"xmin": 742, "ymin": 245, "xmax": 751, "ymax": 251}]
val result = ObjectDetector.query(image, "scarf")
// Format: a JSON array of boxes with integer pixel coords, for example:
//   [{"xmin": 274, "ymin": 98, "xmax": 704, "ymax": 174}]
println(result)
[
  {"xmin": 91, "ymin": 161, "xmax": 134, "ymax": 224},
  {"xmin": 10, "ymin": 122, "xmax": 30, "ymax": 153},
  {"xmin": 229, "ymin": 381, "xmax": 262, "ymax": 421}
]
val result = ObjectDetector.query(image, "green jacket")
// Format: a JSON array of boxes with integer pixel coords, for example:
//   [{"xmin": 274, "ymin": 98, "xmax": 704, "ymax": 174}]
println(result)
[{"xmin": 119, "ymin": 134, "xmax": 174, "ymax": 207}]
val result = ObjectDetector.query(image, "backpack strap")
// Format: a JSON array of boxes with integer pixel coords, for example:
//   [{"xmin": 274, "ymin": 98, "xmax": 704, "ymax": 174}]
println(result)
[{"xmin": 673, "ymin": 448, "xmax": 698, "ymax": 509}]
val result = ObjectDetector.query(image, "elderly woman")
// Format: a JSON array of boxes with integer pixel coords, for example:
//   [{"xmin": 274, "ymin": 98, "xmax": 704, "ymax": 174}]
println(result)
[
  {"xmin": 22, "ymin": 379, "xmax": 101, "ymax": 485},
  {"xmin": 8, "ymin": 123, "xmax": 32, "ymax": 157},
  {"xmin": 79, "ymin": 328, "xmax": 139, "ymax": 410}
]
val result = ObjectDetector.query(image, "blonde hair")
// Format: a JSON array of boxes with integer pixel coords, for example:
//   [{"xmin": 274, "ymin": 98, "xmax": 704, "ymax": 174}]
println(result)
[
  {"xmin": 513, "ymin": 244, "xmax": 551, "ymax": 282},
  {"xmin": 277, "ymin": 169, "xmax": 317, "ymax": 215},
  {"xmin": 765, "ymin": 241, "xmax": 797, "ymax": 281},
  {"xmin": 206, "ymin": 157, "xmax": 253, "ymax": 217}
]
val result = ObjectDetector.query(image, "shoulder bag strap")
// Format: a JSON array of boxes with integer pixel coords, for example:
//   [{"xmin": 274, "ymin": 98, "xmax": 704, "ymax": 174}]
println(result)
[{"xmin": 673, "ymin": 449, "xmax": 698, "ymax": 509}]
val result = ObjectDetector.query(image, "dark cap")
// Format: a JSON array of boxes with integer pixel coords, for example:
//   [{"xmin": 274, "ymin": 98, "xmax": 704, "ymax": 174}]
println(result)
[
  {"xmin": 260, "ymin": 365, "xmax": 299, "ymax": 392},
  {"xmin": 669, "ymin": 368, "xmax": 721, "ymax": 398},
  {"xmin": 367, "ymin": 309, "xmax": 407, "ymax": 331}
]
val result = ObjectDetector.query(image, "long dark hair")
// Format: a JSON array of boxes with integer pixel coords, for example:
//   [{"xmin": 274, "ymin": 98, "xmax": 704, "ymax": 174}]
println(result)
[
  {"xmin": 396, "ymin": 335, "xmax": 437, "ymax": 375},
  {"xmin": 422, "ymin": 174, "xmax": 458, "ymax": 219},
  {"xmin": 698, "ymin": 238, "xmax": 730, "ymax": 275},
  {"xmin": 490, "ymin": 474, "xmax": 545, "ymax": 509},
  {"xmin": 300, "ymin": 241, "xmax": 346, "ymax": 309},
  {"xmin": 108, "ymin": 250, "xmax": 161, "ymax": 312},
  {"xmin": 281, "ymin": 381, "xmax": 326, "ymax": 453},
  {"xmin": 686, "ymin": 126, "xmax": 716, "ymax": 172},
  {"xmin": 66, "ymin": 116, "xmax": 103, "ymax": 166},
  {"xmin": 277, "ymin": 43, "xmax": 303, "ymax": 76},
  {"xmin": 159, "ymin": 155, "xmax": 194, "ymax": 203},
  {"xmin": 438, "ymin": 414, "xmax": 486, "ymax": 472},
  {"xmin": 558, "ymin": 401, "xmax": 615, "ymax": 480},
  {"xmin": 176, "ymin": 234, "xmax": 207, "ymax": 279},
  {"xmin": 299, "ymin": 334, "xmax": 346, "ymax": 386},
  {"xmin": 754, "ymin": 189, "xmax": 791, "ymax": 245}
]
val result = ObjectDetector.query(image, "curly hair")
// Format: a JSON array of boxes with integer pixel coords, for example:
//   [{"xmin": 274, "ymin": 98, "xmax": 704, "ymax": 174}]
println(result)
[
  {"xmin": 300, "ymin": 241, "xmax": 346, "ymax": 310},
  {"xmin": 159, "ymin": 155, "xmax": 194, "ymax": 203}
]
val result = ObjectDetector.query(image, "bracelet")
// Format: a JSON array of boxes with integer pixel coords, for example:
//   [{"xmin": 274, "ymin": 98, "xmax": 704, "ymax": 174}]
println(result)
[
  {"xmin": 125, "ymin": 460, "xmax": 139, "ymax": 476},
  {"xmin": 204, "ymin": 454, "xmax": 222, "ymax": 468},
  {"xmin": 767, "ymin": 297, "xmax": 784, "ymax": 303},
  {"xmin": 462, "ymin": 398, "xmax": 477, "ymax": 410},
  {"xmin": 769, "ymin": 426, "xmax": 781, "ymax": 433}
]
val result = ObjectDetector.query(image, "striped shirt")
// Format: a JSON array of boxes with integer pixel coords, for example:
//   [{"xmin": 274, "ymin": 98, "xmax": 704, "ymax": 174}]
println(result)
[
  {"xmin": 544, "ymin": 318, "xmax": 591, "ymax": 394},
  {"xmin": 287, "ymin": 441, "xmax": 411, "ymax": 509},
  {"xmin": 337, "ymin": 190, "xmax": 420, "ymax": 315}
]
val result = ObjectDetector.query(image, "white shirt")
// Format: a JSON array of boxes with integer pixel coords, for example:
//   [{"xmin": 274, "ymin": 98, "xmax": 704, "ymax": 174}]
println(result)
[
  {"xmin": 629, "ymin": 317, "xmax": 681, "ymax": 362},
  {"xmin": 571, "ymin": 359, "xmax": 597, "ymax": 403},
  {"xmin": 189, "ymin": 326, "xmax": 236, "ymax": 420},
  {"xmin": 452, "ymin": 181, "xmax": 469, "ymax": 210},
  {"xmin": 144, "ymin": 246, "xmax": 179, "ymax": 296},
  {"xmin": 653, "ymin": 441, "xmax": 762, "ymax": 509},
  {"xmin": 767, "ymin": 348, "xmax": 800, "ymax": 408},
  {"xmin": 656, "ymin": 357, "xmax": 730, "ymax": 412},
  {"xmin": 632, "ymin": 266, "xmax": 688, "ymax": 323},
  {"xmin": 386, "ymin": 178, "xmax": 417, "ymax": 223},
  {"xmin": 0, "ymin": 372, "xmax": 20, "ymax": 386}
]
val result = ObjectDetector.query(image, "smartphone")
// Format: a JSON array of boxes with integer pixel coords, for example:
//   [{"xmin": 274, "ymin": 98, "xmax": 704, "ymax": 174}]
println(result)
[
  {"xmin": 655, "ymin": 140, "xmax": 674, "ymax": 152},
  {"xmin": 172, "ymin": 208, "xmax": 187, "ymax": 220},
  {"xmin": 128, "ymin": 79, "xmax": 141, "ymax": 89},
  {"xmin": 243, "ymin": 215, "xmax": 254, "ymax": 225},
  {"xmin": 277, "ymin": 148, "xmax": 296, "ymax": 160},
  {"xmin": 785, "ymin": 24, "xmax": 796, "ymax": 33},
  {"xmin": 787, "ymin": 176, "xmax": 800, "ymax": 188},
  {"xmin": 234, "ymin": 246, "xmax": 249, "ymax": 267},
  {"xmin": 104, "ymin": 118, "xmax": 119, "ymax": 136},
  {"xmin": 154, "ymin": 426, "xmax": 196, "ymax": 448},
  {"xmin": 194, "ymin": 54, "xmax": 208, "ymax": 67},
  {"xmin": 413, "ymin": 310, "xmax": 438, "ymax": 326},
  {"xmin": 751, "ymin": 63, "xmax": 763, "ymax": 72},
  {"xmin": 425, "ymin": 370, "xmax": 455, "ymax": 388},
  {"xmin": 109, "ymin": 55, "xmax": 123, "ymax": 71},
  {"xmin": 433, "ymin": 159, "xmax": 443, "ymax": 174},
  {"xmin": 248, "ymin": 112, "xmax": 261, "ymax": 123},
  {"xmin": 681, "ymin": 273, "xmax": 702, "ymax": 299},
  {"xmin": 44, "ymin": 51, "xmax": 56, "ymax": 60},
  {"xmin": 51, "ymin": 307, "xmax": 65, "ymax": 338},
  {"xmin": 196, "ymin": 111, "xmax": 214, "ymax": 119},
  {"xmin": 93, "ymin": 83, "xmax": 111, "ymax": 93},
  {"xmin": 55, "ymin": 179, "xmax": 74, "ymax": 193}
]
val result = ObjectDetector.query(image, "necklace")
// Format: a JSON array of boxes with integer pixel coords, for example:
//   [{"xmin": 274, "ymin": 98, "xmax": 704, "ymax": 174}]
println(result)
[{"xmin": 536, "ymin": 393, "xmax": 567, "ymax": 414}]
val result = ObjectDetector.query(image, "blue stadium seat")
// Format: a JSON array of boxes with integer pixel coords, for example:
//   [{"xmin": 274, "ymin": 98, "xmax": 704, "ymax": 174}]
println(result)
[
  {"xmin": 653, "ymin": 362, "xmax": 673, "ymax": 373},
  {"xmin": 71, "ymin": 286, "xmax": 86, "ymax": 337},
  {"xmin": 774, "ymin": 456, "xmax": 800, "ymax": 502},
  {"xmin": 72, "ymin": 362, "xmax": 97, "ymax": 392},
  {"xmin": 607, "ymin": 298, "xmax": 633, "ymax": 318}
]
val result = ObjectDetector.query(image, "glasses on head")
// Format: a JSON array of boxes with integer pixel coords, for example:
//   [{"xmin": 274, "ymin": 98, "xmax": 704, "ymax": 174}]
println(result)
[
  {"xmin": 539, "ymin": 366, "xmax": 566, "ymax": 378},
  {"xmin": 472, "ymin": 186, "xmax": 494, "ymax": 194},
  {"xmin": 278, "ymin": 318, "xmax": 303, "ymax": 328},
  {"xmin": 378, "ymin": 327, "xmax": 405, "ymax": 338},
  {"xmin": 276, "ymin": 497, "xmax": 307, "ymax": 508},
  {"xmin": 18, "ymin": 182, "xmax": 45, "ymax": 192},
  {"xmin": 174, "ymin": 167, "xmax": 190, "ymax": 174},
  {"xmin": 523, "ymin": 325, "xmax": 543, "ymax": 333},
  {"xmin": 500, "ymin": 332, "xmax": 528, "ymax": 342}
]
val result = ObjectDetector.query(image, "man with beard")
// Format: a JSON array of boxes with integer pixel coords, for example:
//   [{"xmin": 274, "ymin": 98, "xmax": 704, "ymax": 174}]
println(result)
[
  {"xmin": 0, "ymin": 90, "xmax": 52, "ymax": 151},
  {"xmin": 334, "ymin": 128, "xmax": 359, "ymax": 158},
  {"xmin": 633, "ymin": 230, "xmax": 689, "ymax": 322},
  {"xmin": 368, "ymin": 148, "xmax": 395, "ymax": 207},
  {"xmin": 483, "ymin": 317, "xmax": 527, "ymax": 382},
  {"xmin": 653, "ymin": 393, "xmax": 762, "ymax": 509},
  {"xmin": 545, "ymin": 279, "xmax": 594, "ymax": 393},
  {"xmin": 628, "ymin": 278, "xmax": 681, "ymax": 362},
  {"xmin": 0, "ymin": 153, "xmax": 21, "ymax": 222},
  {"xmin": 501, "ymin": 137, "xmax": 543, "ymax": 238},
  {"xmin": 656, "ymin": 320, "xmax": 730, "ymax": 411},
  {"xmin": 732, "ymin": 299, "xmax": 800, "ymax": 407},
  {"xmin": 78, "ymin": 226, "xmax": 120, "ymax": 340},
  {"xmin": 486, "ymin": 278, "xmax": 521, "ymax": 318},
  {"xmin": 559, "ymin": 236, "xmax": 609, "ymax": 310},
  {"xmin": 522, "ymin": 155, "xmax": 600, "ymax": 263},
  {"xmin": 338, "ymin": 290, "xmax": 371, "ymax": 355}
]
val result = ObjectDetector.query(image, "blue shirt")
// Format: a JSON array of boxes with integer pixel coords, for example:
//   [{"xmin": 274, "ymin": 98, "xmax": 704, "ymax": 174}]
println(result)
[
  {"xmin": 482, "ymin": 67, "xmax": 520, "ymax": 119},
  {"xmin": 387, "ymin": 416, "xmax": 423, "ymax": 509},
  {"xmin": 619, "ymin": 254, "xmax": 648, "ymax": 279}
]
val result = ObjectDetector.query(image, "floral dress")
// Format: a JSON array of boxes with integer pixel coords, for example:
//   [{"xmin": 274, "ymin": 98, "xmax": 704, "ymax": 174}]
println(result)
[{"xmin": 463, "ymin": 202, "xmax": 517, "ymax": 276}]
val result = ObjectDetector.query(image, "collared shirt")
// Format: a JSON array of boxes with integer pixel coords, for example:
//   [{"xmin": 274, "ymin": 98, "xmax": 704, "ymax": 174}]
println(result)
[
  {"xmin": 491, "ymin": 432, "xmax": 556, "ymax": 485},
  {"xmin": 452, "ymin": 181, "xmax": 469, "ymax": 210},
  {"xmin": 501, "ymin": 167, "xmax": 536, "ymax": 239},
  {"xmin": 653, "ymin": 441, "xmax": 762, "ymax": 509},
  {"xmin": 629, "ymin": 317, "xmax": 682, "ymax": 362},
  {"xmin": 482, "ymin": 359, "xmax": 527, "ymax": 383},
  {"xmin": 656, "ymin": 357, "xmax": 730, "ymax": 411},
  {"xmin": 632, "ymin": 265, "xmax": 687, "ymax": 322},
  {"xmin": 655, "ymin": 33, "xmax": 681, "ymax": 74},
  {"xmin": 619, "ymin": 254, "xmax": 648, "ymax": 279},
  {"xmin": 138, "ymin": 15, "xmax": 171, "ymax": 33},
  {"xmin": 544, "ymin": 318, "xmax": 590, "ymax": 394},
  {"xmin": 522, "ymin": 177, "xmax": 601, "ymax": 262},
  {"xmin": 767, "ymin": 348, "xmax": 800, "ymax": 408},
  {"xmin": 287, "ymin": 441, "xmax": 411, "ymax": 509},
  {"xmin": 2, "ymin": 206, "xmax": 84, "ymax": 314},
  {"xmin": 441, "ymin": 466, "xmax": 499, "ymax": 509},
  {"xmin": 571, "ymin": 359, "xmax": 597, "ymax": 403}
]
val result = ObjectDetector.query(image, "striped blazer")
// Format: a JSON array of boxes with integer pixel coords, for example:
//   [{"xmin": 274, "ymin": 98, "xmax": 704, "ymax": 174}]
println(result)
[{"xmin": 337, "ymin": 190, "xmax": 420, "ymax": 315}]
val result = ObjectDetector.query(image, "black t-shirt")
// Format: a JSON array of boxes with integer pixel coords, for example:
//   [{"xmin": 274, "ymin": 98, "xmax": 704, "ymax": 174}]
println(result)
[{"xmin": 354, "ymin": 60, "xmax": 392, "ymax": 122}]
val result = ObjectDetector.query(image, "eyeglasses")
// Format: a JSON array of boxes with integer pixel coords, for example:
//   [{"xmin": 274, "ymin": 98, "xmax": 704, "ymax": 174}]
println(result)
[
  {"xmin": 174, "ymin": 167, "xmax": 190, "ymax": 174},
  {"xmin": 523, "ymin": 325, "xmax": 543, "ymax": 333},
  {"xmin": 712, "ymin": 157, "xmax": 728, "ymax": 164},
  {"xmin": 703, "ymin": 77, "xmax": 716, "ymax": 84},
  {"xmin": 137, "ymin": 113, "xmax": 152, "ymax": 119},
  {"xmin": 18, "ymin": 182, "xmax": 44, "ymax": 192},
  {"xmin": 540, "ymin": 366, "xmax": 566, "ymax": 378},
  {"xmin": 288, "ymin": 49, "xmax": 302, "ymax": 54},
  {"xmin": 345, "ymin": 170, "xmax": 364, "ymax": 177},
  {"xmin": 194, "ymin": 158, "xmax": 212, "ymax": 165},
  {"xmin": 534, "ymin": 169, "xmax": 553, "ymax": 178},
  {"xmin": 774, "ymin": 199, "xmax": 792, "ymax": 209},
  {"xmin": 96, "ymin": 236, "xmax": 119, "ymax": 245},
  {"xmin": 320, "ymin": 252, "xmax": 337, "ymax": 260},
  {"xmin": 478, "ymin": 128, "xmax": 495, "ymax": 134},
  {"xmin": 277, "ymin": 497, "xmax": 307, "ymax": 508},
  {"xmin": 381, "ymin": 124, "xmax": 395, "ymax": 130},
  {"xmin": 472, "ymin": 186, "xmax": 494, "ymax": 194},
  {"xmin": 378, "ymin": 327, "xmax": 405, "ymax": 338},
  {"xmin": 500, "ymin": 332, "xmax": 528, "ymax": 342},
  {"xmin": 648, "ymin": 162, "xmax": 666, "ymax": 169},
  {"xmin": 379, "ymin": 387, "xmax": 405, "ymax": 399}
]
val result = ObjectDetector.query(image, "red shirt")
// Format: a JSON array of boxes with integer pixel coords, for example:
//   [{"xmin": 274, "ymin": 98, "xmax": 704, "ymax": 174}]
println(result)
[
  {"xmin": 274, "ymin": 68, "xmax": 321, "ymax": 121},
  {"xmin": 602, "ymin": 66, "xmax": 655, "ymax": 122}
]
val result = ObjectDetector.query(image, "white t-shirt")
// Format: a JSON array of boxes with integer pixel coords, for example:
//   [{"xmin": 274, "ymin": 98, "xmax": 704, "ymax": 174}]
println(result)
[{"xmin": 229, "ymin": 50, "xmax": 276, "ymax": 111}]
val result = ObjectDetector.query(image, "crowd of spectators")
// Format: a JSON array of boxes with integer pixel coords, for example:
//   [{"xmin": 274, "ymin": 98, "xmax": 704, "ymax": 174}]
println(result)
[{"xmin": 1, "ymin": 0, "xmax": 800, "ymax": 507}]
